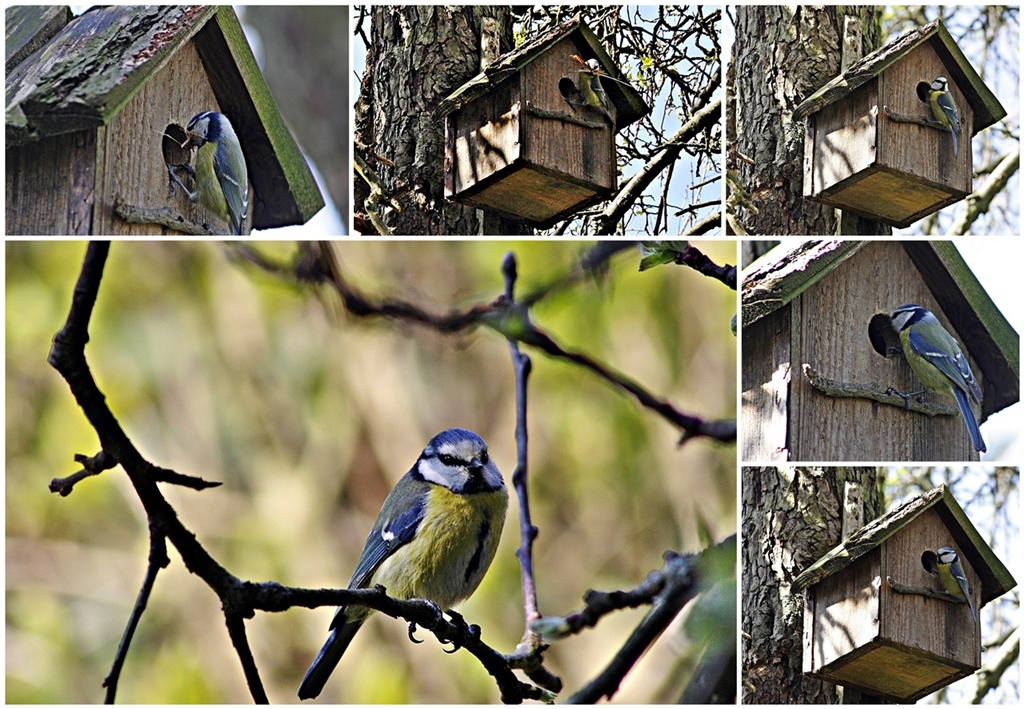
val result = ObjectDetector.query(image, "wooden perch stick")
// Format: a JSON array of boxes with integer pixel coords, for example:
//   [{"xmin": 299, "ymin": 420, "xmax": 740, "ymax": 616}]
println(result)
[{"xmin": 802, "ymin": 364, "xmax": 956, "ymax": 416}]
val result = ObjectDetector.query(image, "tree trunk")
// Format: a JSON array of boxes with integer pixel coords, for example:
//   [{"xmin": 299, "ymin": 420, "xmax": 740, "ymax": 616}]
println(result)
[
  {"xmin": 356, "ymin": 6, "xmax": 529, "ymax": 235},
  {"xmin": 732, "ymin": 6, "xmax": 883, "ymax": 235},
  {"xmin": 741, "ymin": 466, "xmax": 882, "ymax": 703}
]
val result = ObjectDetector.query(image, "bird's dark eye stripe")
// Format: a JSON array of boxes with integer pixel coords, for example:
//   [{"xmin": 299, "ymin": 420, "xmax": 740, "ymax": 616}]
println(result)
[{"xmin": 438, "ymin": 453, "xmax": 461, "ymax": 466}]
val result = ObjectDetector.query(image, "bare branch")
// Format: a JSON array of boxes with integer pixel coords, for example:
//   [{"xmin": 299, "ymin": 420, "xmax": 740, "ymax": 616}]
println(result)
[
  {"xmin": 232, "ymin": 242, "xmax": 734, "ymax": 444},
  {"xmin": 49, "ymin": 450, "xmax": 117, "ymax": 496},
  {"xmin": 500, "ymin": 253, "xmax": 563, "ymax": 695},
  {"xmin": 528, "ymin": 535, "xmax": 737, "ymax": 703},
  {"xmin": 102, "ymin": 525, "xmax": 169, "ymax": 702},
  {"xmin": 224, "ymin": 613, "xmax": 268, "ymax": 703}
]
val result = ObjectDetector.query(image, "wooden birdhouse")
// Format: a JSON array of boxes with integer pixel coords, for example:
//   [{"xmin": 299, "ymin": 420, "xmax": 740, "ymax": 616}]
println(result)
[
  {"xmin": 792, "ymin": 19, "xmax": 1006, "ymax": 227},
  {"xmin": 6, "ymin": 5, "xmax": 324, "ymax": 235},
  {"xmin": 791, "ymin": 485, "xmax": 1017, "ymax": 702},
  {"xmin": 435, "ymin": 18, "xmax": 649, "ymax": 227},
  {"xmin": 741, "ymin": 240, "xmax": 1019, "ymax": 462}
]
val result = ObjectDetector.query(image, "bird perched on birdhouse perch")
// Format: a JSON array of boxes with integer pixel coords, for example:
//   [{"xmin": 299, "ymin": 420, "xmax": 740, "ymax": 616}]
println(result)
[{"xmin": 792, "ymin": 18, "xmax": 1006, "ymax": 227}]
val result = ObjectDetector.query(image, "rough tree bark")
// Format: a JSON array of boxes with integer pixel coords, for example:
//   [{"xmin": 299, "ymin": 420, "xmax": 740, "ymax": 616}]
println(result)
[
  {"xmin": 732, "ymin": 6, "xmax": 883, "ymax": 235},
  {"xmin": 355, "ymin": 6, "xmax": 529, "ymax": 235},
  {"xmin": 741, "ymin": 466, "xmax": 883, "ymax": 703}
]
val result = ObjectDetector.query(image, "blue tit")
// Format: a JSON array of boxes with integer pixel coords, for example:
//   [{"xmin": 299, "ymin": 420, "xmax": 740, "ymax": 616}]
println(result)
[
  {"xmin": 889, "ymin": 304, "xmax": 985, "ymax": 453},
  {"xmin": 298, "ymin": 428, "xmax": 508, "ymax": 700},
  {"xmin": 571, "ymin": 55, "xmax": 613, "ymax": 126},
  {"xmin": 927, "ymin": 76, "xmax": 959, "ymax": 157},
  {"xmin": 935, "ymin": 546, "xmax": 976, "ymax": 621},
  {"xmin": 171, "ymin": 111, "xmax": 248, "ymax": 235}
]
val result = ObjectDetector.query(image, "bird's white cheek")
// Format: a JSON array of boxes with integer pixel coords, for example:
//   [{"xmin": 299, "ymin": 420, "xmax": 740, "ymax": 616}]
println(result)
[{"xmin": 417, "ymin": 458, "xmax": 466, "ymax": 489}]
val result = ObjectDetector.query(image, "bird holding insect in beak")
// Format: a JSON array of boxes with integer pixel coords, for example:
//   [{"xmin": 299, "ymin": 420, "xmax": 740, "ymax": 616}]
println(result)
[
  {"xmin": 568, "ymin": 55, "xmax": 613, "ymax": 126},
  {"xmin": 168, "ymin": 111, "xmax": 248, "ymax": 235}
]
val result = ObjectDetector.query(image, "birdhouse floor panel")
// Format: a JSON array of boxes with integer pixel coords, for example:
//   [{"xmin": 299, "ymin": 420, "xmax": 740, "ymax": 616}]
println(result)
[
  {"xmin": 455, "ymin": 162, "xmax": 606, "ymax": 225},
  {"xmin": 814, "ymin": 166, "xmax": 964, "ymax": 227},
  {"xmin": 817, "ymin": 639, "xmax": 973, "ymax": 701}
]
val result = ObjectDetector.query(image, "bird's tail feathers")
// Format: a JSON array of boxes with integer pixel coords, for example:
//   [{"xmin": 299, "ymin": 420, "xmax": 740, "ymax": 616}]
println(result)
[
  {"xmin": 297, "ymin": 619, "xmax": 365, "ymax": 700},
  {"xmin": 953, "ymin": 387, "xmax": 986, "ymax": 453}
]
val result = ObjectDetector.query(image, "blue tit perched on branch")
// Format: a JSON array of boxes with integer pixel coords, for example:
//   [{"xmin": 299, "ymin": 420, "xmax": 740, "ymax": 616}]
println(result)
[
  {"xmin": 889, "ymin": 304, "xmax": 985, "ymax": 453},
  {"xmin": 934, "ymin": 546, "xmax": 976, "ymax": 621},
  {"xmin": 570, "ymin": 55, "xmax": 613, "ymax": 126},
  {"xmin": 298, "ymin": 428, "xmax": 507, "ymax": 700},
  {"xmin": 170, "ymin": 111, "xmax": 249, "ymax": 235},
  {"xmin": 926, "ymin": 76, "xmax": 959, "ymax": 157}
]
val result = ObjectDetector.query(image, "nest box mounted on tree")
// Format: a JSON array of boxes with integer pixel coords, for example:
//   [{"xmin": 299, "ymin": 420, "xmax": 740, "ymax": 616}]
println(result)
[
  {"xmin": 741, "ymin": 240, "xmax": 1019, "ymax": 462},
  {"xmin": 792, "ymin": 19, "xmax": 1006, "ymax": 227},
  {"xmin": 791, "ymin": 485, "xmax": 1016, "ymax": 702},
  {"xmin": 6, "ymin": 5, "xmax": 323, "ymax": 235},
  {"xmin": 435, "ymin": 18, "xmax": 649, "ymax": 227}
]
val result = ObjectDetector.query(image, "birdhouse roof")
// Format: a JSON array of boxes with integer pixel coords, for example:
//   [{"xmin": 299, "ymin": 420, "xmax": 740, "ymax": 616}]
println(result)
[
  {"xmin": 792, "ymin": 485, "xmax": 1016, "ymax": 607},
  {"xmin": 743, "ymin": 240, "xmax": 1019, "ymax": 416},
  {"xmin": 5, "ymin": 5, "xmax": 323, "ymax": 230},
  {"xmin": 792, "ymin": 18, "xmax": 1007, "ymax": 135},
  {"xmin": 434, "ymin": 16, "xmax": 649, "ymax": 131}
]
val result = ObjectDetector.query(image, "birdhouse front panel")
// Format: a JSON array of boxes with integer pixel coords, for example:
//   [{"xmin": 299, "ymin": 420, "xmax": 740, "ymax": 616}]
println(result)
[
  {"xmin": 519, "ymin": 36, "xmax": 617, "ymax": 192},
  {"xmin": 93, "ymin": 40, "xmax": 221, "ymax": 235},
  {"xmin": 791, "ymin": 241, "xmax": 983, "ymax": 461},
  {"xmin": 881, "ymin": 508, "xmax": 981, "ymax": 669},
  {"xmin": 876, "ymin": 42, "xmax": 972, "ymax": 193}
]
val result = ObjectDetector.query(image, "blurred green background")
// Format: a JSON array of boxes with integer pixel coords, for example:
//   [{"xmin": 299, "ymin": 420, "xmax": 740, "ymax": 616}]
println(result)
[{"xmin": 6, "ymin": 241, "xmax": 737, "ymax": 703}]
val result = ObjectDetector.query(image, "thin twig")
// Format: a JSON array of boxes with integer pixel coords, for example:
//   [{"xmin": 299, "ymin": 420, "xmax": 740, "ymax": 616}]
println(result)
[
  {"xmin": 238, "ymin": 242, "xmax": 734, "ymax": 444},
  {"xmin": 506, "ymin": 321, "xmax": 735, "ymax": 444},
  {"xmin": 502, "ymin": 253, "xmax": 541, "ymax": 635},
  {"xmin": 568, "ymin": 551, "xmax": 699, "ymax": 702},
  {"xmin": 102, "ymin": 525, "xmax": 169, "ymax": 702},
  {"xmin": 500, "ymin": 253, "xmax": 563, "ymax": 695},
  {"xmin": 50, "ymin": 450, "xmax": 118, "ymax": 496},
  {"xmin": 224, "ymin": 614, "xmax": 269, "ymax": 703},
  {"xmin": 677, "ymin": 244, "xmax": 737, "ymax": 289},
  {"xmin": 803, "ymin": 364, "xmax": 956, "ymax": 417},
  {"xmin": 531, "ymin": 535, "xmax": 735, "ymax": 702},
  {"xmin": 887, "ymin": 576, "xmax": 967, "ymax": 604}
]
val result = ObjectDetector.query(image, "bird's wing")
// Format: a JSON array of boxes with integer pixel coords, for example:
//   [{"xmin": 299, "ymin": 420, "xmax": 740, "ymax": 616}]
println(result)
[
  {"xmin": 214, "ymin": 140, "xmax": 247, "ymax": 234},
  {"xmin": 937, "ymin": 92, "xmax": 959, "ymax": 126},
  {"xmin": 345, "ymin": 492, "xmax": 426, "ymax": 592},
  {"xmin": 906, "ymin": 329, "xmax": 979, "ymax": 401}
]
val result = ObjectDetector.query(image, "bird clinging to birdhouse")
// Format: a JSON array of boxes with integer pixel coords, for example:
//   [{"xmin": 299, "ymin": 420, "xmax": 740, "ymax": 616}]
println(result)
[{"xmin": 568, "ymin": 54, "xmax": 613, "ymax": 126}]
